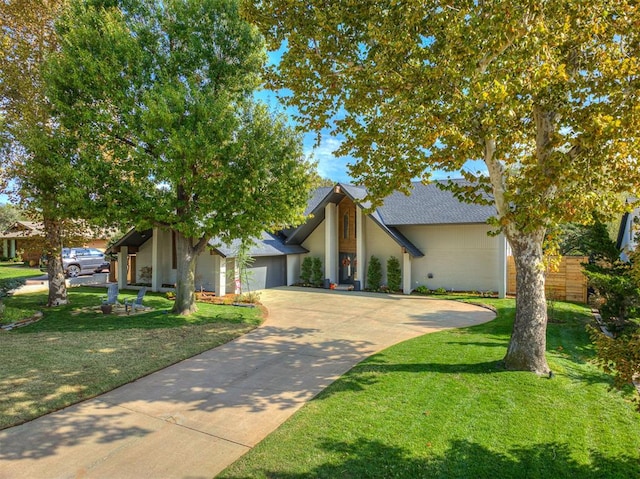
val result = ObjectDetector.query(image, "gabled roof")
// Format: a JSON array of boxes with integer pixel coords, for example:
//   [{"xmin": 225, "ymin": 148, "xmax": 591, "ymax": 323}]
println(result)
[
  {"xmin": 1, "ymin": 221, "xmax": 44, "ymax": 238},
  {"xmin": 378, "ymin": 180, "xmax": 495, "ymax": 225},
  {"xmin": 284, "ymin": 180, "xmax": 495, "ymax": 258},
  {"xmin": 108, "ymin": 228, "xmax": 153, "ymax": 252},
  {"xmin": 209, "ymin": 231, "xmax": 308, "ymax": 258},
  {"xmin": 109, "ymin": 228, "xmax": 306, "ymax": 258}
]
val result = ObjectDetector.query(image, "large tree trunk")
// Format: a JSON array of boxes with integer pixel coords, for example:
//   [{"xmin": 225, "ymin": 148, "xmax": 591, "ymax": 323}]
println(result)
[
  {"xmin": 504, "ymin": 230, "xmax": 550, "ymax": 374},
  {"xmin": 171, "ymin": 231, "xmax": 207, "ymax": 315},
  {"xmin": 43, "ymin": 216, "xmax": 68, "ymax": 306}
]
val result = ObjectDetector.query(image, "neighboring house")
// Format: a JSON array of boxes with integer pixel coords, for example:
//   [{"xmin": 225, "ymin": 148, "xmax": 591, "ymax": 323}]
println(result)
[
  {"xmin": 110, "ymin": 180, "xmax": 508, "ymax": 297},
  {"xmin": 0, "ymin": 221, "xmax": 112, "ymax": 265},
  {"xmin": 1, "ymin": 221, "xmax": 45, "ymax": 264},
  {"xmin": 617, "ymin": 201, "xmax": 639, "ymax": 261}
]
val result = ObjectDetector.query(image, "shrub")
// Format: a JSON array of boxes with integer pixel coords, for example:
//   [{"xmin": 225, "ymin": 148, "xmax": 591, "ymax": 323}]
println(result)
[
  {"xmin": 0, "ymin": 278, "xmax": 26, "ymax": 317},
  {"xmin": 413, "ymin": 285, "xmax": 429, "ymax": 295},
  {"xmin": 0, "ymin": 278, "xmax": 26, "ymax": 300},
  {"xmin": 238, "ymin": 291, "xmax": 261, "ymax": 304},
  {"xmin": 311, "ymin": 257, "xmax": 323, "ymax": 286},
  {"xmin": 585, "ymin": 265, "xmax": 640, "ymax": 334},
  {"xmin": 387, "ymin": 256, "xmax": 401, "ymax": 292},
  {"xmin": 589, "ymin": 326, "xmax": 640, "ymax": 411},
  {"xmin": 300, "ymin": 257, "xmax": 313, "ymax": 284},
  {"xmin": 367, "ymin": 255, "xmax": 382, "ymax": 291}
]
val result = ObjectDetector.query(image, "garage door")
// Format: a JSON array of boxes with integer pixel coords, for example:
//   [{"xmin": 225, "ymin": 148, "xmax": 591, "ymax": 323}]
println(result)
[{"xmin": 246, "ymin": 256, "xmax": 287, "ymax": 290}]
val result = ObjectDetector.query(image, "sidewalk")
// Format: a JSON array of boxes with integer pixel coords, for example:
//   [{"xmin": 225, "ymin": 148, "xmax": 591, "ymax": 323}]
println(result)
[{"xmin": 0, "ymin": 287, "xmax": 495, "ymax": 478}]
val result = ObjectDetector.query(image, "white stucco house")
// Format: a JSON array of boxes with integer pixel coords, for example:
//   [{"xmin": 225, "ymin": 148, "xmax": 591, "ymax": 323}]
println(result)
[
  {"xmin": 617, "ymin": 201, "xmax": 639, "ymax": 261},
  {"xmin": 109, "ymin": 180, "xmax": 508, "ymax": 297}
]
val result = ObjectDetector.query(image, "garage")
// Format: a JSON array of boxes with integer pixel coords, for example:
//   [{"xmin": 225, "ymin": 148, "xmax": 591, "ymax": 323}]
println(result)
[{"xmin": 245, "ymin": 256, "xmax": 287, "ymax": 291}]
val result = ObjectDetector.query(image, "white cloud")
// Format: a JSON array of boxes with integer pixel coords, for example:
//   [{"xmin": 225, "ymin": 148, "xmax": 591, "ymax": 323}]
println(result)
[{"xmin": 303, "ymin": 133, "xmax": 354, "ymax": 183}]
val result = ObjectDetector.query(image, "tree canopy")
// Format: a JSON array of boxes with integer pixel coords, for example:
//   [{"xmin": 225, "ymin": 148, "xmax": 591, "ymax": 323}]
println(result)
[
  {"xmin": 244, "ymin": 0, "xmax": 640, "ymax": 372},
  {"xmin": 0, "ymin": 0, "xmax": 85, "ymax": 305},
  {"xmin": 47, "ymin": 0, "xmax": 312, "ymax": 313}
]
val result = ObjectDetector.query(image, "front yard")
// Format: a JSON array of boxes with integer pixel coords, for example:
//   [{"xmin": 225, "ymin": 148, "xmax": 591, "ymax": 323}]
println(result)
[
  {"xmin": 220, "ymin": 297, "xmax": 640, "ymax": 479},
  {"xmin": 0, "ymin": 286, "xmax": 262, "ymax": 430}
]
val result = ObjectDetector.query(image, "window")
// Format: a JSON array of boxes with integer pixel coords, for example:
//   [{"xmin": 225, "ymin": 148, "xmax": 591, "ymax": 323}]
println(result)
[
  {"xmin": 343, "ymin": 213, "xmax": 349, "ymax": 239},
  {"xmin": 172, "ymin": 231, "xmax": 177, "ymax": 269}
]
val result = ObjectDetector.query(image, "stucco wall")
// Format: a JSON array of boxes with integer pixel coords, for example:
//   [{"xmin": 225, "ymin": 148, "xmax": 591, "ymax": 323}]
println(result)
[
  {"xmin": 195, "ymin": 250, "xmax": 217, "ymax": 292},
  {"xmin": 364, "ymin": 217, "xmax": 403, "ymax": 288},
  {"xmin": 301, "ymin": 219, "xmax": 326, "ymax": 267},
  {"xmin": 136, "ymin": 231, "xmax": 217, "ymax": 290},
  {"xmin": 399, "ymin": 224, "xmax": 500, "ymax": 292},
  {"xmin": 136, "ymin": 240, "xmax": 153, "ymax": 282}
]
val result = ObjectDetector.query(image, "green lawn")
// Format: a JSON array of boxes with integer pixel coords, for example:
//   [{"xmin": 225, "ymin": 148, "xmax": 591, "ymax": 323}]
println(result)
[
  {"xmin": 0, "ymin": 286, "xmax": 262, "ymax": 430},
  {"xmin": 0, "ymin": 262, "xmax": 43, "ymax": 280},
  {"xmin": 221, "ymin": 298, "xmax": 640, "ymax": 479}
]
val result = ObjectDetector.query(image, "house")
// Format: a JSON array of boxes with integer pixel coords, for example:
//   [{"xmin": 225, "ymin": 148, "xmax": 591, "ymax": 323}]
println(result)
[
  {"xmin": 617, "ymin": 201, "xmax": 639, "ymax": 261},
  {"xmin": 1, "ymin": 221, "xmax": 113, "ymax": 265},
  {"xmin": 1, "ymin": 221, "xmax": 43, "ymax": 263},
  {"xmin": 110, "ymin": 181, "xmax": 508, "ymax": 297}
]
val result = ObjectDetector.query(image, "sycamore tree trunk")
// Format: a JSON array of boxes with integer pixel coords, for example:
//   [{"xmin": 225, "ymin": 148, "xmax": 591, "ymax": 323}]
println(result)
[
  {"xmin": 171, "ymin": 231, "xmax": 208, "ymax": 315},
  {"xmin": 43, "ymin": 216, "xmax": 68, "ymax": 306},
  {"xmin": 504, "ymin": 230, "xmax": 550, "ymax": 374}
]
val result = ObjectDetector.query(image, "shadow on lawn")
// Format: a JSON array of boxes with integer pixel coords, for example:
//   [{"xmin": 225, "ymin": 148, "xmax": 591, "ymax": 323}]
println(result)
[{"xmin": 232, "ymin": 437, "xmax": 639, "ymax": 479}]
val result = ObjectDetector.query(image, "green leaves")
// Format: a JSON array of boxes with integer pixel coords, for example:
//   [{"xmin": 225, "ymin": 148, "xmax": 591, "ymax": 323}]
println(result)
[
  {"xmin": 245, "ymin": 0, "xmax": 640, "ymax": 231},
  {"xmin": 47, "ymin": 0, "xmax": 311, "ymax": 240}
]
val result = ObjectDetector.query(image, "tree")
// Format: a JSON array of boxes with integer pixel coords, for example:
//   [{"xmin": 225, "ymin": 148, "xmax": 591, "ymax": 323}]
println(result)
[
  {"xmin": 308, "ymin": 169, "xmax": 335, "ymax": 189},
  {"xmin": 0, "ymin": 204, "xmax": 21, "ymax": 235},
  {"xmin": 367, "ymin": 256, "xmax": 382, "ymax": 291},
  {"xmin": 0, "ymin": 0, "xmax": 82, "ymax": 306},
  {"xmin": 311, "ymin": 257, "xmax": 323, "ymax": 286},
  {"xmin": 244, "ymin": 0, "xmax": 640, "ymax": 374},
  {"xmin": 387, "ymin": 256, "xmax": 401, "ymax": 292},
  {"xmin": 46, "ymin": 0, "xmax": 312, "ymax": 314},
  {"xmin": 300, "ymin": 256, "xmax": 313, "ymax": 284}
]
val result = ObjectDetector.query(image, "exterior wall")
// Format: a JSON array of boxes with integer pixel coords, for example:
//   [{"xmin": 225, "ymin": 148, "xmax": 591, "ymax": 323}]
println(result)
[
  {"xmin": 135, "ymin": 229, "xmax": 175, "ymax": 287},
  {"xmin": 195, "ymin": 250, "xmax": 217, "ymax": 292},
  {"xmin": 84, "ymin": 239, "xmax": 109, "ymax": 251},
  {"xmin": 136, "ymin": 240, "xmax": 153, "ymax": 283},
  {"xmin": 301, "ymin": 219, "xmax": 326, "ymax": 264},
  {"xmin": 399, "ymin": 224, "xmax": 500, "ymax": 292},
  {"xmin": 364, "ymin": 217, "xmax": 403, "ymax": 288}
]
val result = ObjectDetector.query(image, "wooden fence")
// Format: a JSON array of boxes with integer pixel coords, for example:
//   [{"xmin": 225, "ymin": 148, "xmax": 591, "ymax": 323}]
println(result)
[{"xmin": 507, "ymin": 256, "xmax": 588, "ymax": 303}]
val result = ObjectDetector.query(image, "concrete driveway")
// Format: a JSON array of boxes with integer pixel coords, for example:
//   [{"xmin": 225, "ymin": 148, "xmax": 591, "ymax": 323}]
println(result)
[{"xmin": 0, "ymin": 287, "xmax": 495, "ymax": 479}]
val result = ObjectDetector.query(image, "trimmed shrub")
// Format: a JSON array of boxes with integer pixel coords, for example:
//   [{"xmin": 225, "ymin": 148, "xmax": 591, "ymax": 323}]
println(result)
[
  {"xmin": 0, "ymin": 278, "xmax": 26, "ymax": 299},
  {"xmin": 311, "ymin": 257, "xmax": 323, "ymax": 286},
  {"xmin": 367, "ymin": 255, "xmax": 382, "ymax": 291},
  {"xmin": 387, "ymin": 256, "xmax": 401, "ymax": 292},
  {"xmin": 300, "ymin": 257, "xmax": 313, "ymax": 284}
]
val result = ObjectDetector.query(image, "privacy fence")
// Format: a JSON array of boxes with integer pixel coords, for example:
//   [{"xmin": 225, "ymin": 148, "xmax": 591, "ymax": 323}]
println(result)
[{"xmin": 507, "ymin": 256, "xmax": 589, "ymax": 303}]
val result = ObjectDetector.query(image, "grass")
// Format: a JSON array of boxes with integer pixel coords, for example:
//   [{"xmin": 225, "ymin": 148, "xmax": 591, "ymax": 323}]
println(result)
[
  {"xmin": 0, "ymin": 286, "xmax": 262, "ymax": 430},
  {"xmin": 0, "ymin": 262, "xmax": 43, "ymax": 280},
  {"xmin": 221, "ymin": 297, "xmax": 640, "ymax": 479}
]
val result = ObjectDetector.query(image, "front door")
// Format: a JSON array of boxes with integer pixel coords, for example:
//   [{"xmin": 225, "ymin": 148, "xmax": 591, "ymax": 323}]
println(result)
[{"xmin": 339, "ymin": 252, "xmax": 356, "ymax": 284}]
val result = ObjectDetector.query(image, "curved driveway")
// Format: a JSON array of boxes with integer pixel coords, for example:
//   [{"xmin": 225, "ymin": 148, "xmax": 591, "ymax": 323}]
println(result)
[{"xmin": 0, "ymin": 287, "xmax": 495, "ymax": 479}]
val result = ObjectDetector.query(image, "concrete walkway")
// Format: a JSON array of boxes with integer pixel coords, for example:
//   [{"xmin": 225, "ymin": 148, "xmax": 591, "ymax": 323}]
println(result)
[{"xmin": 0, "ymin": 287, "xmax": 495, "ymax": 479}]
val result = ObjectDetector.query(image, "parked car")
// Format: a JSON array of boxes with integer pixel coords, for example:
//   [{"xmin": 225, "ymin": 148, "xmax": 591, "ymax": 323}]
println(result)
[{"xmin": 40, "ymin": 248, "xmax": 110, "ymax": 277}]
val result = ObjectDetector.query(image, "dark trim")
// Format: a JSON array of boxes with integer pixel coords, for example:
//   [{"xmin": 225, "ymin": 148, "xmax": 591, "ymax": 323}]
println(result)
[{"xmin": 616, "ymin": 212, "xmax": 630, "ymax": 250}]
